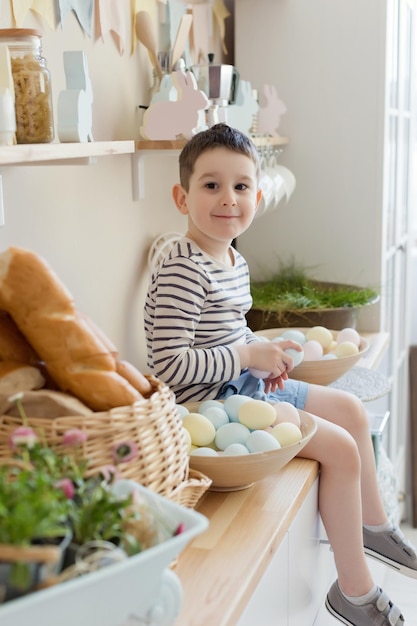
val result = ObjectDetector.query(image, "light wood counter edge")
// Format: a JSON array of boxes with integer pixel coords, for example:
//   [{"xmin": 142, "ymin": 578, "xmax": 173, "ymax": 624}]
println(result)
[{"xmin": 174, "ymin": 458, "xmax": 319, "ymax": 626}]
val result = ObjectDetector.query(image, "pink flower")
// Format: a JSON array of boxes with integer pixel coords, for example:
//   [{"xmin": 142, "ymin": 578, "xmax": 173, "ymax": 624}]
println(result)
[
  {"xmin": 98, "ymin": 464, "xmax": 121, "ymax": 484},
  {"xmin": 62, "ymin": 428, "xmax": 87, "ymax": 447},
  {"xmin": 9, "ymin": 426, "xmax": 37, "ymax": 449},
  {"xmin": 112, "ymin": 441, "xmax": 139, "ymax": 464},
  {"xmin": 55, "ymin": 478, "xmax": 75, "ymax": 499}
]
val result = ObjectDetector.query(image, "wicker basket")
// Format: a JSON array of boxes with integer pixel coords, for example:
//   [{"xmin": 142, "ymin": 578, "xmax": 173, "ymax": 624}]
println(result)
[{"xmin": 0, "ymin": 375, "xmax": 210, "ymax": 509}]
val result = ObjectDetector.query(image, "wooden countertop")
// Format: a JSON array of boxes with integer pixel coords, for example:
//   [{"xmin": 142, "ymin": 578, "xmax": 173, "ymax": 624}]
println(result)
[
  {"xmin": 174, "ymin": 458, "xmax": 319, "ymax": 626},
  {"xmin": 174, "ymin": 331, "xmax": 388, "ymax": 625}
]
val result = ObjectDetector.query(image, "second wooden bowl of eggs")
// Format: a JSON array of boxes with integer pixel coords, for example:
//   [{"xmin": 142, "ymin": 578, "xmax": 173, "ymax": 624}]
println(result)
[
  {"xmin": 179, "ymin": 397, "xmax": 317, "ymax": 491},
  {"xmin": 255, "ymin": 326, "xmax": 370, "ymax": 386}
]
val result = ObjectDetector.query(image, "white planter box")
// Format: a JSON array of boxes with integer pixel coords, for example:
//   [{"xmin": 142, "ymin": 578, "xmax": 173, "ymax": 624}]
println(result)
[{"xmin": 0, "ymin": 481, "xmax": 208, "ymax": 626}]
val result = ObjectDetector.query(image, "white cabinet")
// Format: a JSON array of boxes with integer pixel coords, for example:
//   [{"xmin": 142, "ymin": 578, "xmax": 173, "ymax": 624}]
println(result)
[
  {"xmin": 237, "ymin": 479, "xmax": 336, "ymax": 626},
  {"xmin": 234, "ymin": 0, "xmax": 416, "ymax": 519}
]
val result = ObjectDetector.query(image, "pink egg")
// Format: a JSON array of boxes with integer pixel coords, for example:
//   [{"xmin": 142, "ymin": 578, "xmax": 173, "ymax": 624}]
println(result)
[
  {"xmin": 273, "ymin": 402, "xmax": 301, "ymax": 427},
  {"xmin": 337, "ymin": 327, "xmax": 361, "ymax": 347},
  {"xmin": 302, "ymin": 339, "xmax": 324, "ymax": 361}
]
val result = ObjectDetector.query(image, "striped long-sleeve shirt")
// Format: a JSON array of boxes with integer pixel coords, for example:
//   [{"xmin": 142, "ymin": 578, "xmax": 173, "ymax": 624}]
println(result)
[{"xmin": 144, "ymin": 237, "xmax": 259, "ymax": 404}]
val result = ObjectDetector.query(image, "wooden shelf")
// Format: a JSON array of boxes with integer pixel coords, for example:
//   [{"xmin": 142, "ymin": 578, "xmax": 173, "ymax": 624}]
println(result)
[
  {"xmin": 0, "ymin": 140, "xmax": 135, "ymax": 166},
  {"xmin": 135, "ymin": 136, "xmax": 289, "ymax": 152}
]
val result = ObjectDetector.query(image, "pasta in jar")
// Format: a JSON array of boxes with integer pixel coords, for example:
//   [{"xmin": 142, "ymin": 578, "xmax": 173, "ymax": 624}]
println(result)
[{"xmin": 0, "ymin": 29, "xmax": 54, "ymax": 144}]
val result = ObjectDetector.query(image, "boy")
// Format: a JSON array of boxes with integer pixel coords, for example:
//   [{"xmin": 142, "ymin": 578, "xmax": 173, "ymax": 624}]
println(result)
[{"xmin": 144, "ymin": 124, "xmax": 416, "ymax": 625}]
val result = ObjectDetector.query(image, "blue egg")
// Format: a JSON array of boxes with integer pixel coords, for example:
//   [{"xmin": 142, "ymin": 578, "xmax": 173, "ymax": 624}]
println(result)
[
  {"xmin": 199, "ymin": 399, "xmax": 224, "ymax": 413},
  {"xmin": 215, "ymin": 422, "xmax": 251, "ymax": 450},
  {"xmin": 280, "ymin": 329, "xmax": 307, "ymax": 345},
  {"xmin": 246, "ymin": 430, "xmax": 281, "ymax": 453},
  {"xmin": 176, "ymin": 404, "xmax": 190, "ymax": 418},
  {"xmin": 285, "ymin": 347, "xmax": 304, "ymax": 367},
  {"xmin": 223, "ymin": 394, "xmax": 253, "ymax": 422},
  {"xmin": 200, "ymin": 406, "xmax": 230, "ymax": 429},
  {"xmin": 223, "ymin": 443, "xmax": 250, "ymax": 456}
]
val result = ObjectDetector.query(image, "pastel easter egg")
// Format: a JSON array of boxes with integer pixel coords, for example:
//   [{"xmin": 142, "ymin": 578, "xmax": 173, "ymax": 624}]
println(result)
[
  {"xmin": 182, "ymin": 427, "xmax": 192, "ymax": 452},
  {"xmin": 284, "ymin": 345, "xmax": 304, "ymax": 367},
  {"xmin": 303, "ymin": 339, "xmax": 324, "ymax": 361},
  {"xmin": 280, "ymin": 329, "xmax": 306, "ymax": 345},
  {"xmin": 223, "ymin": 394, "xmax": 253, "ymax": 422},
  {"xmin": 176, "ymin": 404, "xmax": 190, "ymax": 418},
  {"xmin": 335, "ymin": 341, "xmax": 359, "ymax": 357},
  {"xmin": 182, "ymin": 413, "xmax": 216, "ymax": 446},
  {"xmin": 271, "ymin": 422, "xmax": 303, "ymax": 446},
  {"xmin": 215, "ymin": 422, "xmax": 251, "ymax": 450},
  {"xmin": 337, "ymin": 327, "xmax": 361, "ymax": 347},
  {"xmin": 246, "ymin": 430, "xmax": 281, "ymax": 453},
  {"xmin": 200, "ymin": 406, "xmax": 230, "ymax": 429},
  {"xmin": 273, "ymin": 402, "xmax": 301, "ymax": 427},
  {"xmin": 223, "ymin": 443, "xmax": 250, "ymax": 456},
  {"xmin": 190, "ymin": 447, "xmax": 219, "ymax": 456},
  {"xmin": 305, "ymin": 326, "xmax": 333, "ymax": 350},
  {"xmin": 238, "ymin": 399, "xmax": 276, "ymax": 430},
  {"xmin": 199, "ymin": 399, "xmax": 224, "ymax": 413}
]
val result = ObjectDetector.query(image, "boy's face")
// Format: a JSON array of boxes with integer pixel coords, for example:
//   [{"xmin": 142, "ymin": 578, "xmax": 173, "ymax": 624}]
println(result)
[{"xmin": 173, "ymin": 147, "xmax": 262, "ymax": 254}]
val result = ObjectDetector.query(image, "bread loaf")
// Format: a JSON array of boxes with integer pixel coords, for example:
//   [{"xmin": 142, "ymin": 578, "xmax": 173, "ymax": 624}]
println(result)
[
  {"xmin": 0, "ymin": 361, "xmax": 45, "ymax": 395},
  {"xmin": 0, "ymin": 310, "xmax": 40, "ymax": 364},
  {"xmin": 0, "ymin": 247, "xmax": 150, "ymax": 411}
]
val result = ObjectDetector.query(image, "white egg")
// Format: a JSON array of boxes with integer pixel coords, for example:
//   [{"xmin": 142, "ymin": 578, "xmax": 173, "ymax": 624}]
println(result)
[
  {"xmin": 337, "ymin": 327, "xmax": 361, "ymax": 347},
  {"xmin": 322, "ymin": 353, "xmax": 338, "ymax": 360},
  {"xmin": 246, "ymin": 430, "xmax": 281, "ymax": 453}
]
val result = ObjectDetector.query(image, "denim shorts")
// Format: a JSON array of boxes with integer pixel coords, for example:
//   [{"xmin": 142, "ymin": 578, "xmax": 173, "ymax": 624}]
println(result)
[{"xmin": 217, "ymin": 370, "xmax": 309, "ymax": 410}]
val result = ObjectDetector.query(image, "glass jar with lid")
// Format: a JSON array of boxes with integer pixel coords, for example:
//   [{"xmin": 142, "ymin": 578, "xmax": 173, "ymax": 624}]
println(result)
[{"xmin": 0, "ymin": 28, "xmax": 54, "ymax": 143}]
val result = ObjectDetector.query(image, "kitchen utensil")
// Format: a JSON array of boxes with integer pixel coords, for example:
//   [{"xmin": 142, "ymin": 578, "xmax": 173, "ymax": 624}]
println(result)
[
  {"xmin": 135, "ymin": 11, "xmax": 163, "ymax": 80},
  {"xmin": 169, "ymin": 13, "xmax": 193, "ymax": 71}
]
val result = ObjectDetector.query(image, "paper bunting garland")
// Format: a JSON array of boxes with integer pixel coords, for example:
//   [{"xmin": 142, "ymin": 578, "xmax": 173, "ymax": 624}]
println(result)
[
  {"xmin": 58, "ymin": 0, "xmax": 94, "ymax": 37},
  {"xmin": 11, "ymin": 0, "xmax": 55, "ymax": 29},
  {"xmin": 96, "ymin": 0, "xmax": 128, "ymax": 54}
]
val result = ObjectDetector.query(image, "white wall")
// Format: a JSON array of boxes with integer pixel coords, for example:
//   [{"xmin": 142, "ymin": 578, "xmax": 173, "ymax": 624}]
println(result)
[
  {"xmin": 0, "ymin": 5, "xmax": 187, "ymax": 370},
  {"xmin": 234, "ymin": 0, "xmax": 386, "ymax": 292}
]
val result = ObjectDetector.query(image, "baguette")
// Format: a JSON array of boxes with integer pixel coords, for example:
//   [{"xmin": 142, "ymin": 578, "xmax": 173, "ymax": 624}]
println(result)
[
  {"xmin": 0, "ymin": 361, "xmax": 45, "ymax": 395},
  {"xmin": 0, "ymin": 247, "xmax": 147, "ymax": 411},
  {"xmin": 0, "ymin": 310, "xmax": 40, "ymax": 364}
]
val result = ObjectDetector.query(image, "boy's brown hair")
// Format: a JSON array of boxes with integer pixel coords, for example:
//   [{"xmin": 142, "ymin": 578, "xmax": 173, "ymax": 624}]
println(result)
[{"xmin": 178, "ymin": 123, "xmax": 260, "ymax": 191}]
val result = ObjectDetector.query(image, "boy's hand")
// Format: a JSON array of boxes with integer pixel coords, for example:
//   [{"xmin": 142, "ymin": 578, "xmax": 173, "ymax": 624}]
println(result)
[
  {"xmin": 263, "ymin": 371, "xmax": 289, "ymax": 393},
  {"xmin": 238, "ymin": 339, "xmax": 303, "ymax": 379}
]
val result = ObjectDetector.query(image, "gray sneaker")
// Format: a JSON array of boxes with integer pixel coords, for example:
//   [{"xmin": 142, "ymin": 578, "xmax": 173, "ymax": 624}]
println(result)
[
  {"xmin": 325, "ymin": 580, "xmax": 404, "ymax": 625},
  {"xmin": 363, "ymin": 525, "xmax": 417, "ymax": 578}
]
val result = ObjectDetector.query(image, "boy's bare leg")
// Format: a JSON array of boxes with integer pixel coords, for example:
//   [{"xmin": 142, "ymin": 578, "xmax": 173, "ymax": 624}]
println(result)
[{"xmin": 304, "ymin": 386, "xmax": 388, "ymax": 524}]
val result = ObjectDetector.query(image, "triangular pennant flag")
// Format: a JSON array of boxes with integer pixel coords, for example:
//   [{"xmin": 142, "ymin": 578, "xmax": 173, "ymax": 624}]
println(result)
[
  {"xmin": 11, "ymin": 0, "xmax": 55, "ymax": 29},
  {"xmin": 96, "ymin": 0, "xmax": 127, "ymax": 54},
  {"xmin": 58, "ymin": 0, "xmax": 94, "ymax": 37}
]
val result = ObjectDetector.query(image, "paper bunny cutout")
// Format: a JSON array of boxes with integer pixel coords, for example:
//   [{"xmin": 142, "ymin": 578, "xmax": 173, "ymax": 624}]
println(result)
[
  {"xmin": 257, "ymin": 84, "xmax": 287, "ymax": 137},
  {"xmin": 141, "ymin": 70, "xmax": 209, "ymax": 140},
  {"xmin": 227, "ymin": 79, "xmax": 259, "ymax": 136},
  {"xmin": 57, "ymin": 51, "xmax": 94, "ymax": 143}
]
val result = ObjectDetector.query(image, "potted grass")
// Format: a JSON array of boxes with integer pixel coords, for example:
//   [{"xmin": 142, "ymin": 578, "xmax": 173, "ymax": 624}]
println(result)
[{"xmin": 247, "ymin": 260, "xmax": 379, "ymax": 331}]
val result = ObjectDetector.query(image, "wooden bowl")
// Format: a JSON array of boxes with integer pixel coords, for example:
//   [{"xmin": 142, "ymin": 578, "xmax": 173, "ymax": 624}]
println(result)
[
  {"xmin": 255, "ymin": 327, "xmax": 370, "ymax": 386},
  {"xmin": 187, "ymin": 408, "xmax": 317, "ymax": 492}
]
